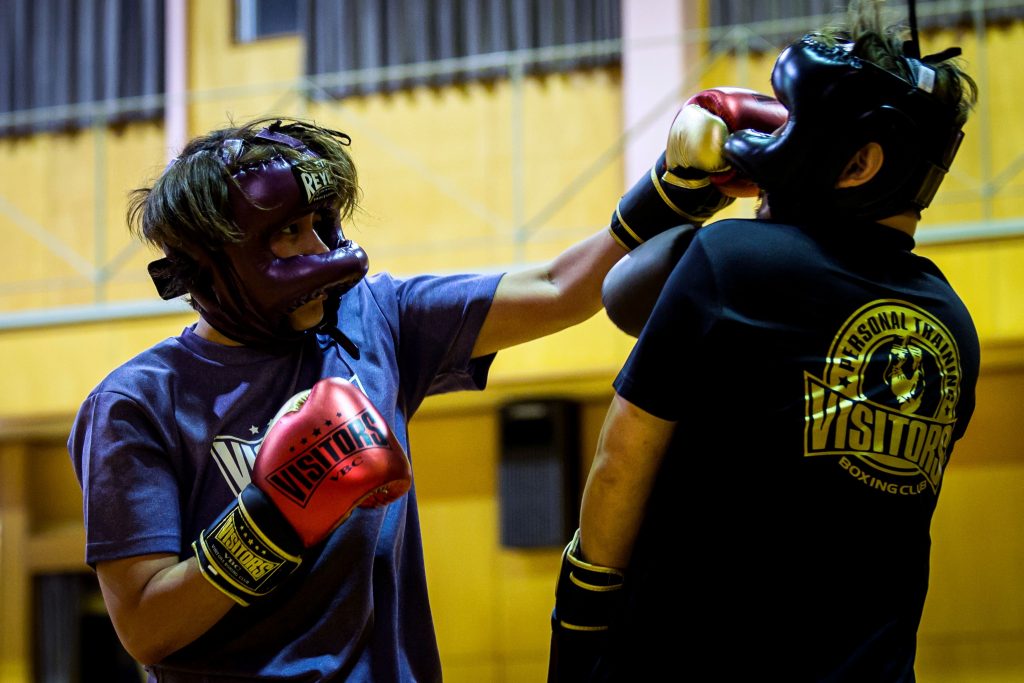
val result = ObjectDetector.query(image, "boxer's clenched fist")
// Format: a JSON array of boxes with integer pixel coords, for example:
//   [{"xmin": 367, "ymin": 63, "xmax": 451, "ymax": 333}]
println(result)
[
  {"xmin": 193, "ymin": 377, "xmax": 411, "ymax": 605},
  {"xmin": 664, "ymin": 104, "xmax": 732, "ymax": 176},
  {"xmin": 670, "ymin": 87, "xmax": 789, "ymax": 197},
  {"xmin": 608, "ymin": 86, "xmax": 786, "ymax": 251},
  {"xmin": 547, "ymin": 530, "xmax": 625, "ymax": 682}
]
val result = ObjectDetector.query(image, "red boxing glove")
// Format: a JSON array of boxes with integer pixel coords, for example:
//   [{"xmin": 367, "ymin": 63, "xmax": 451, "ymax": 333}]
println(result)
[
  {"xmin": 672, "ymin": 87, "xmax": 788, "ymax": 198},
  {"xmin": 194, "ymin": 377, "xmax": 411, "ymax": 605},
  {"xmin": 256, "ymin": 377, "xmax": 411, "ymax": 541}
]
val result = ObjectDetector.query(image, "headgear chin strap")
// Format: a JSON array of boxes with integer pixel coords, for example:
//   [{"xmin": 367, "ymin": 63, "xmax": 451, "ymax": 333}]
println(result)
[
  {"xmin": 148, "ymin": 126, "xmax": 368, "ymax": 356},
  {"xmin": 723, "ymin": 33, "xmax": 965, "ymax": 223}
]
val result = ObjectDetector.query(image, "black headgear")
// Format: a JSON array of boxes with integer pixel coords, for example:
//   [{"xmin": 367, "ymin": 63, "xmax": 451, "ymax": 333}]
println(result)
[
  {"xmin": 723, "ymin": 35, "xmax": 965, "ymax": 222},
  {"xmin": 148, "ymin": 126, "xmax": 368, "ymax": 355}
]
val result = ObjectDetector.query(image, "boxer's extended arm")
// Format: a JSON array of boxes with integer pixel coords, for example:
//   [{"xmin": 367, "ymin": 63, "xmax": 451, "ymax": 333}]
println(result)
[
  {"xmin": 471, "ymin": 229, "xmax": 625, "ymax": 358},
  {"xmin": 579, "ymin": 393, "xmax": 675, "ymax": 568},
  {"xmin": 472, "ymin": 88, "xmax": 786, "ymax": 358}
]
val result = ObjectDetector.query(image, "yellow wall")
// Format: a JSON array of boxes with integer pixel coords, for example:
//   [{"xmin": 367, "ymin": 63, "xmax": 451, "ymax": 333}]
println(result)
[
  {"xmin": 0, "ymin": 124, "xmax": 167, "ymax": 312},
  {"xmin": 3, "ymin": 361, "xmax": 1023, "ymax": 682},
  {"xmin": 1, "ymin": 2, "xmax": 1023, "ymax": 682},
  {"xmin": 917, "ymin": 370, "xmax": 1024, "ymax": 683}
]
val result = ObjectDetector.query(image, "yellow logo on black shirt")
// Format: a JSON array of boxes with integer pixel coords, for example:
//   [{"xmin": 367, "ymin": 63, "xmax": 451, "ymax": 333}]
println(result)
[{"xmin": 803, "ymin": 300, "xmax": 964, "ymax": 495}]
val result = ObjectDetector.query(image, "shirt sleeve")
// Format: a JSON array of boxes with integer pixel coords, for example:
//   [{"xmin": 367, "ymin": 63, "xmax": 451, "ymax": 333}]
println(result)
[
  {"xmin": 613, "ymin": 236, "xmax": 721, "ymax": 422},
  {"xmin": 68, "ymin": 391, "xmax": 184, "ymax": 566},
  {"xmin": 393, "ymin": 272, "xmax": 503, "ymax": 414}
]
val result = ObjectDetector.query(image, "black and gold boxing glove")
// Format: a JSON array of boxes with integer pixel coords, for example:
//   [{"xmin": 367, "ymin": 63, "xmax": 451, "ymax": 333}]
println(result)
[
  {"xmin": 547, "ymin": 529, "xmax": 625, "ymax": 683},
  {"xmin": 609, "ymin": 87, "xmax": 788, "ymax": 251},
  {"xmin": 608, "ymin": 150, "xmax": 731, "ymax": 252}
]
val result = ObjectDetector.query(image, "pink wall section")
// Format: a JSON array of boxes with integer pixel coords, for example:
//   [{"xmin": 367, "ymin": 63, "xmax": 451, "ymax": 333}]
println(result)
[{"xmin": 621, "ymin": 0, "xmax": 694, "ymax": 185}]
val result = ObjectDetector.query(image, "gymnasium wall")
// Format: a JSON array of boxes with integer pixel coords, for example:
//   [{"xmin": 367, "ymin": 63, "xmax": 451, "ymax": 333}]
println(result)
[{"xmin": 0, "ymin": 2, "xmax": 1022, "ymax": 682}]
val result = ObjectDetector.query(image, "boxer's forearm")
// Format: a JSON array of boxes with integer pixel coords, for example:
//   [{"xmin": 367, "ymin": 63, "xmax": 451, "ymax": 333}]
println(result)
[
  {"xmin": 471, "ymin": 230, "xmax": 626, "ymax": 358},
  {"xmin": 97, "ymin": 553, "xmax": 234, "ymax": 665},
  {"xmin": 579, "ymin": 394, "xmax": 675, "ymax": 568}
]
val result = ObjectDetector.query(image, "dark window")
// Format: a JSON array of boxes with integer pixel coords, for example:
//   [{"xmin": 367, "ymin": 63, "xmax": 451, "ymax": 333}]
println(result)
[
  {"xmin": 34, "ymin": 573, "xmax": 142, "ymax": 682},
  {"xmin": 236, "ymin": 0, "xmax": 301, "ymax": 43},
  {"xmin": 0, "ymin": 0, "xmax": 164, "ymax": 137},
  {"xmin": 708, "ymin": 0, "xmax": 1024, "ymax": 50},
  {"xmin": 304, "ymin": 0, "xmax": 622, "ymax": 99}
]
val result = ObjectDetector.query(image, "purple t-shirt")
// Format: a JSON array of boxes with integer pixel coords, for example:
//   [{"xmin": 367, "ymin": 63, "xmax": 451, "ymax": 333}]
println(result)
[{"xmin": 69, "ymin": 271, "xmax": 502, "ymax": 682}]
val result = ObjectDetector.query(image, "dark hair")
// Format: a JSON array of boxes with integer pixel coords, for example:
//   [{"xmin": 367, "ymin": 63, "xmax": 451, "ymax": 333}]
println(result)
[
  {"xmin": 127, "ymin": 116, "xmax": 360, "ymax": 256},
  {"xmin": 812, "ymin": 0, "xmax": 978, "ymax": 126}
]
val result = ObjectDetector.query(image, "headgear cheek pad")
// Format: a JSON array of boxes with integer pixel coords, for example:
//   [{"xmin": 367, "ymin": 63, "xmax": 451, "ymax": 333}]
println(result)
[
  {"xmin": 723, "ymin": 36, "xmax": 965, "ymax": 222},
  {"xmin": 149, "ymin": 127, "xmax": 368, "ymax": 353}
]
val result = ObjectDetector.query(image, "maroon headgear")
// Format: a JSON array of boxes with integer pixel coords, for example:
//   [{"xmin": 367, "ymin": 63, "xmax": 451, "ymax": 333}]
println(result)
[{"xmin": 148, "ymin": 126, "xmax": 368, "ymax": 355}]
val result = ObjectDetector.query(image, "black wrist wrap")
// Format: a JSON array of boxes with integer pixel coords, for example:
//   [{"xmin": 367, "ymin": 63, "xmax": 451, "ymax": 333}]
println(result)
[
  {"xmin": 193, "ymin": 486, "xmax": 304, "ymax": 606},
  {"xmin": 609, "ymin": 152, "xmax": 733, "ymax": 251}
]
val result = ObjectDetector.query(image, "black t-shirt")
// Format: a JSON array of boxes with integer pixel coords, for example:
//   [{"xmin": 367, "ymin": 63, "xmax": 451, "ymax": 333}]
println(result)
[{"xmin": 604, "ymin": 218, "xmax": 979, "ymax": 682}]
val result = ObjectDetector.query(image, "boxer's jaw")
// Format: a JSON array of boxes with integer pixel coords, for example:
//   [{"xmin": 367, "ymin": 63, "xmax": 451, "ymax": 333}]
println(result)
[{"xmin": 287, "ymin": 296, "xmax": 327, "ymax": 331}]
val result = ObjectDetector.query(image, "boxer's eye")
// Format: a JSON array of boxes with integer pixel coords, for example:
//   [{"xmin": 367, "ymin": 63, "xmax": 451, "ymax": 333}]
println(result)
[
  {"xmin": 312, "ymin": 209, "xmax": 341, "ymax": 242},
  {"xmin": 268, "ymin": 221, "xmax": 304, "ymax": 258}
]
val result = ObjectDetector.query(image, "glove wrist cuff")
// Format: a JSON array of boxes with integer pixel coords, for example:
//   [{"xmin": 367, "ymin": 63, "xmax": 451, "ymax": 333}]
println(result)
[
  {"xmin": 609, "ymin": 152, "xmax": 732, "ymax": 251},
  {"xmin": 193, "ymin": 486, "xmax": 304, "ymax": 606},
  {"xmin": 565, "ymin": 530, "xmax": 624, "ymax": 588},
  {"xmin": 552, "ymin": 530, "xmax": 625, "ymax": 632}
]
